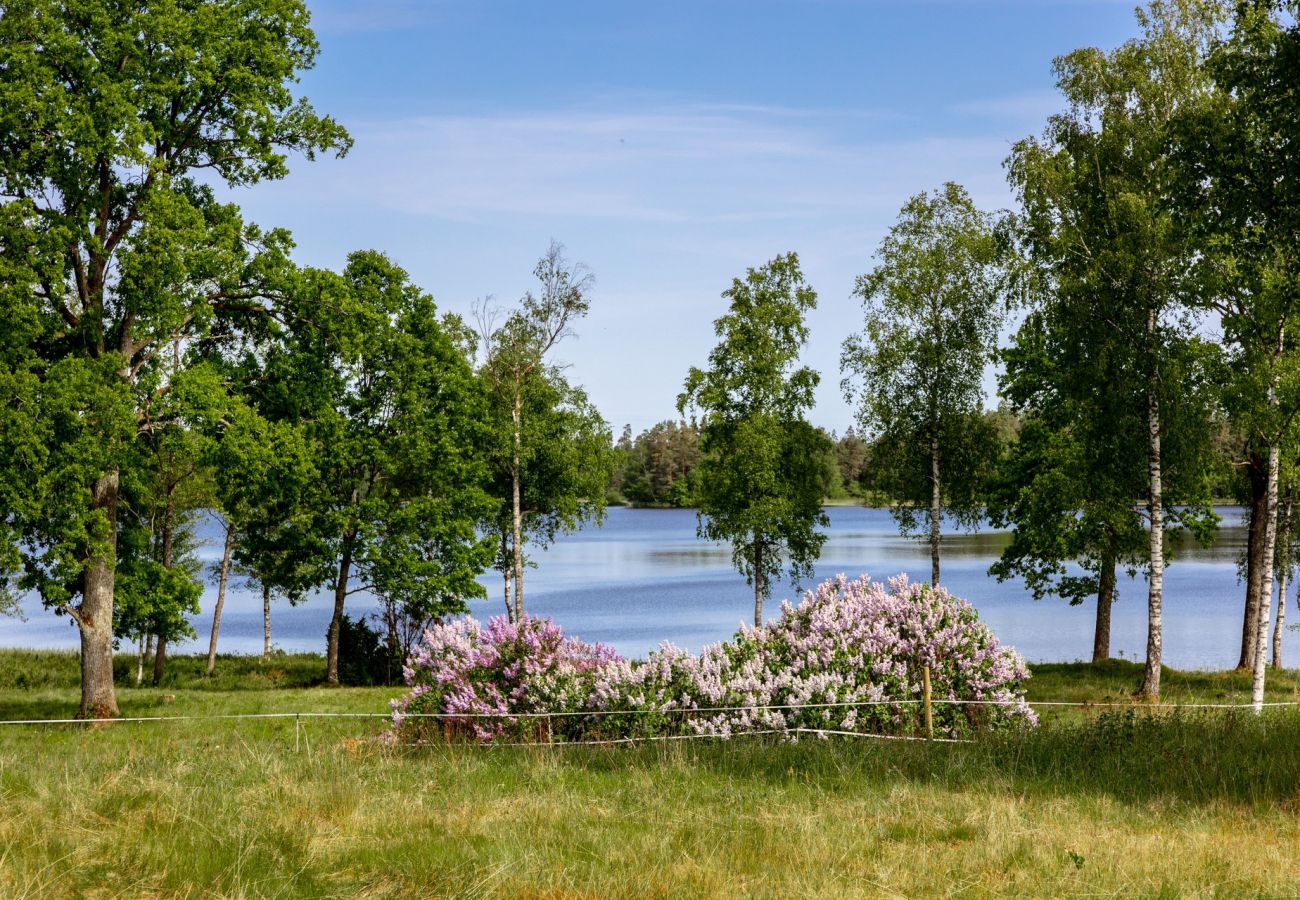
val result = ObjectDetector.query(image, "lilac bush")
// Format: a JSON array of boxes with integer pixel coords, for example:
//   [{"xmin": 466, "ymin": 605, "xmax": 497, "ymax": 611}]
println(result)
[
  {"xmin": 392, "ymin": 574, "xmax": 1036, "ymax": 744},
  {"xmin": 390, "ymin": 614, "xmax": 618, "ymax": 742}
]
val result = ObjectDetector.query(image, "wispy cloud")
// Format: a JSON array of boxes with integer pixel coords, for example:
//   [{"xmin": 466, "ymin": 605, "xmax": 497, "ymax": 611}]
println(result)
[{"xmin": 302, "ymin": 103, "xmax": 1016, "ymax": 228}]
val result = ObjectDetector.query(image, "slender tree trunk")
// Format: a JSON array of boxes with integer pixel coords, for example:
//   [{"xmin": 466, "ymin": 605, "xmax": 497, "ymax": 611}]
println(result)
[
  {"xmin": 1139, "ymin": 313, "xmax": 1164, "ymax": 701},
  {"xmin": 753, "ymin": 537, "xmax": 764, "ymax": 628},
  {"xmin": 135, "ymin": 635, "xmax": 145, "ymax": 686},
  {"xmin": 1252, "ymin": 441, "xmax": 1281, "ymax": 711},
  {"xmin": 262, "ymin": 584, "xmax": 272, "ymax": 659},
  {"xmin": 1094, "ymin": 542, "xmax": 1117, "ymax": 664},
  {"xmin": 1274, "ymin": 564, "xmax": 1288, "ymax": 671},
  {"xmin": 501, "ymin": 530, "xmax": 513, "ymax": 622},
  {"xmin": 1240, "ymin": 452, "xmax": 1268, "ymax": 670},
  {"xmin": 152, "ymin": 488, "xmax": 176, "ymax": 687},
  {"xmin": 511, "ymin": 393, "xmax": 525, "ymax": 622},
  {"xmin": 206, "ymin": 524, "xmax": 234, "ymax": 677},
  {"xmin": 78, "ymin": 470, "xmax": 120, "ymax": 719},
  {"xmin": 326, "ymin": 533, "xmax": 355, "ymax": 685},
  {"xmin": 929, "ymin": 435, "xmax": 941, "ymax": 586},
  {"xmin": 143, "ymin": 633, "xmax": 154, "ymax": 670},
  {"xmin": 152, "ymin": 634, "xmax": 167, "ymax": 687},
  {"xmin": 1272, "ymin": 494, "xmax": 1292, "ymax": 670}
]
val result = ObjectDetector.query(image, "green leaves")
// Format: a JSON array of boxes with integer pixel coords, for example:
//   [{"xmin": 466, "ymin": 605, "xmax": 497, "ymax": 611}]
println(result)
[
  {"xmin": 841, "ymin": 183, "xmax": 1007, "ymax": 539},
  {"xmin": 681, "ymin": 254, "xmax": 828, "ymax": 605}
]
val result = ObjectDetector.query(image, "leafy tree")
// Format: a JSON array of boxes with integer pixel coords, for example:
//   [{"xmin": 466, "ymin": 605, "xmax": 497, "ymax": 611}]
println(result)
[
  {"xmin": 482, "ymin": 368, "xmax": 614, "ymax": 618},
  {"xmin": 1172, "ymin": 0, "xmax": 1300, "ymax": 706},
  {"xmin": 272, "ymin": 252, "xmax": 497, "ymax": 685},
  {"xmin": 203, "ymin": 401, "xmax": 320, "ymax": 672},
  {"xmin": 478, "ymin": 243, "xmax": 610, "ymax": 621},
  {"xmin": 841, "ymin": 182, "xmax": 1006, "ymax": 586},
  {"xmin": 1005, "ymin": 1, "xmax": 1225, "ymax": 698},
  {"xmin": 988, "ymin": 308, "xmax": 1214, "ymax": 662},
  {"xmin": 679, "ymin": 253, "xmax": 828, "ymax": 627},
  {"xmin": 0, "ymin": 0, "xmax": 348, "ymax": 716},
  {"xmin": 617, "ymin": 420, "xmax": 702, "ymax": 507},
  {"xmin": 833, "ymin": 429, "xmax": 871, "ymax": 498}
]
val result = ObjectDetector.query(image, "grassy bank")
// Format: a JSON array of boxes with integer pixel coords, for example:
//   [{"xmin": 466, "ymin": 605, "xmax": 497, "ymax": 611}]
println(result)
[{"xmin": 3, "ymin": 653, "xmax": 1300, "ymax": 897}]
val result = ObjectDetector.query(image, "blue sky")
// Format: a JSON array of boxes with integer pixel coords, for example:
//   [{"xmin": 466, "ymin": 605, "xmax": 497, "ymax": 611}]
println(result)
[{"xmin": 231, "ymin": 0, "xmax": 1144, "ymax": 434}]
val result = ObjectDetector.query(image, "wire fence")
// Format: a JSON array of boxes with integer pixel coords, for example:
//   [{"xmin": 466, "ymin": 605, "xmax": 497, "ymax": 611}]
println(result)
[{"xmin": 3, "ymin": 695, "xmax": 1297, "ymax": 749}]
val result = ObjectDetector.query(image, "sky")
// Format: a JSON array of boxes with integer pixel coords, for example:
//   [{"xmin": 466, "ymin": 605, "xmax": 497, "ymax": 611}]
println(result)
[{"xmin": 226, "ymin": 0, "xmax": 1146, "ymax": 435}]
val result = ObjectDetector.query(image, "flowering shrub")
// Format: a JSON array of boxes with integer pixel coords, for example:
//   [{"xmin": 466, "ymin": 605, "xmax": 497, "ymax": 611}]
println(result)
[
  {"xmin": 390, "ymin": 614, "xmax": 618, "ymax": 742},
  {"xmin": 591, "ymin": 574, "xmax": 1037, "ymax": 739},
  {"xmin": 392, "ymin": 574, "xmax": 1036, "ymax": 744}
]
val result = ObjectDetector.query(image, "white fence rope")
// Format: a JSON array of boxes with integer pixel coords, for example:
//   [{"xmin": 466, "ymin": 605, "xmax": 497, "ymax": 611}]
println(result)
[{"xmin": 3, "ymin": 696, "xmax": 1298, "ymax": 728}]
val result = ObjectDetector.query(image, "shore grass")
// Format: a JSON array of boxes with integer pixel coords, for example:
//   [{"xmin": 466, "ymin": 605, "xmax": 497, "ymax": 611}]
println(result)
[{"xmin": 3, "ymin": 652, "xmax": 1300, "ymax": 897}]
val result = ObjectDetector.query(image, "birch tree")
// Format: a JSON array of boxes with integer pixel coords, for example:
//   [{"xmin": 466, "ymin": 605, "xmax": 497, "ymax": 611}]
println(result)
[
  {"xmin": 841, "ymin": 183, "xmax": 1006, "ymax": 587},
  {"xmin": 478, "ymin": 243, "xmax": 604, "ymax": 622},
  {"xmin": 679, "ymin": 253, "xmax": 828, "ymax": 627},
  {"xmin": 1007, "ymin": 0, "xmax": 1226, "ymax": 699},
  {"xmin": 1172, "ymin": 0, "xmax": 1300, "ymax": 708}
]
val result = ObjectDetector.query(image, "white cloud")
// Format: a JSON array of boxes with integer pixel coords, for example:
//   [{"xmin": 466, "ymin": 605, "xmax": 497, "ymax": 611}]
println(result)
[
  {"xmin": 305, "ymin": 104, "xmax": 1017, "ymax": 227},
  {"xmin": 236, "ymin": 100, "xmax": 1024, "ymax": 432}
]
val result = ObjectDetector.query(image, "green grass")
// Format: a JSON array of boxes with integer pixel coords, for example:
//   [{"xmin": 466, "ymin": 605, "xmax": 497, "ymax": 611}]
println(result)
[{"xmin": 3, "ymin": 653, "xmax": 1300, "ymax": 897}]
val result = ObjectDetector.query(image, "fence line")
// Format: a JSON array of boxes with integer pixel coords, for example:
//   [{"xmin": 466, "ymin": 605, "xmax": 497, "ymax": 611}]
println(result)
[{"xmin": 4, "ymin": 696, "xmax": 1299, "ymax": 729}]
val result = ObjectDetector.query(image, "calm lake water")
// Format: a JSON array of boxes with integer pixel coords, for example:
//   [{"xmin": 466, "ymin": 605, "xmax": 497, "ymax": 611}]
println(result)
[{"xmin": 1, "ymin": 506, "xmax": 1285, "ymax": 669}]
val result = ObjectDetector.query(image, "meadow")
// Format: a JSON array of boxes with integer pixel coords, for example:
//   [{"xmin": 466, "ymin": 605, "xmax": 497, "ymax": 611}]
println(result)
[{"xmin": 1, "ymin": 652, "xmax": 1299, "ymax": 897}]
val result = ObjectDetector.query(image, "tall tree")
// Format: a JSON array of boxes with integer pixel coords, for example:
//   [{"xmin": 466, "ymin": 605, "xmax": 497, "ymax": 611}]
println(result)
[
  {"xmin": 841, "ymin": 182, "xmax": 1006, "ymax": 587},
  {"xmin": 1007, "ymin": 0, "xmax": 1225, "ymax": 698},
  {"xmin": 1172, "ymin": 0, "xmax": 1300, "ymax": 708},
  {"xmin": 203, "ymin": 401, "xmax": 319, "ymax": 674},
  {"xmin": 679, "ymin": 253, "xmax": 828, "ymax": 627},
  {"xmin": 274, "ymin": 252, "xmax": 496, "ymax": 685},
  {"xmin": 478, "ymin": 242, "xmax": 605, "ymax": 622},
  {"xmin": 0, "ymin": 0, "xmax": 348, "ymax": 716}
]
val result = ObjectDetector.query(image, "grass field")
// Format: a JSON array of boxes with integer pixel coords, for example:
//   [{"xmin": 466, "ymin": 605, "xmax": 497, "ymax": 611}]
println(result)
[{"xmin": 3, "ymin": 652, "xmax": 1300, "ymax": 898}]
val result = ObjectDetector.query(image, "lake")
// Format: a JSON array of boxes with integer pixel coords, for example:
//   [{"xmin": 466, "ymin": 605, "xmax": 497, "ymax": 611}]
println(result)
[{"xmin": 0, "ymin": 506, "xmax": 1283, "ymax": 669}]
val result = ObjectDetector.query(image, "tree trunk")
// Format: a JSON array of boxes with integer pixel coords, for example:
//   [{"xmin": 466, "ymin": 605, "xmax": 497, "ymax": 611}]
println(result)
[
  {"xmin": 262, "ymin": 583, "xmax": 272, "ymax": 659},
  {"xmin": 1240, "ymin": 452, "xmax": 1268, "ymax": 670},
  {"xmin": 152, "ymin": 487, "xmax": 176, "ymax": 687},
  {"xmin": 1272, "ymin": 494, "xmax": 1292, "ymax": 671},
  {"xmin": 502, "ymin": 530, "xmax": 513, "ymax": 622},
  {"xmin": 135, "ymin": 635, "xmax": 146, "ymax": 686},
  {"xmin": 1093, "ymin": 542, "xmax": 1117, "ymax": 664},
  {"xmin": 929, "ymin": 435, "xmax": 941, "ymax": 587},
  {"xmin": 1252, "ymin": 441, "xmax": 1281, "ymax": 711},
  {"xmin": 152, "ymin": 634, "xmax": 167, "ymax": 687},
  {"xmin": 1138, "ymin": 313, "xmax": 1164, "ymax": 701},
  {"xmin": 511, "ymin": 393, "xmax": 525, "ymax": 623},
  {"xmin": 78, "ymin": 470, "xmax": 120, "ymax": 719},
  {"xmin": 326, "ymin": 534, "xmax": 354, "ymax": 685},
  {"xmin": 753, "ymin": 537, "xmax": 764, "ymax": 628},
  {"xmin": 206, "ymin": 524, "xmax": 234, "ymax": 677}
]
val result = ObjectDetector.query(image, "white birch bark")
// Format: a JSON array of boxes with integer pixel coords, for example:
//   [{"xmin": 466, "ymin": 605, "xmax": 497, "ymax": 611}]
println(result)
[
  {"xmin": 1139, "ymin": 310, "xmax": 1164, "ymax": 701},
  {"xmin": 1251, "ymin": 441, "xmax": 1280, "ymax": 712}
]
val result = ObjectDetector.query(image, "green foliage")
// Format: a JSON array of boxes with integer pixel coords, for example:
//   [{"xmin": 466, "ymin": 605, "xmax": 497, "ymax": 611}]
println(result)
[
  {"xmin": 478, "ymin": 244, "xmax": 614, "ymax": 617},
  {"xmin": 266, "ymin": 252, "xmax": 498, "ymax": 671},
  {"xmin": 996, "ymin": 1, "xmax": 1225, "ymax": 615},
  {"xmin": 679, "ymin": 253, "xmax": 828, "ymax": 612},
  {"xmin": 612, "ymin": 420, "xmax": 702, "ymax": 507},
  {"xmin": 841, "ymin": 182, "xmax": 1007, "ymax": 539},
  {"xmin": 0, "ymin": 0, "xmax": 349, "ymax": 711},
  {"xmin": 334, "ymin": 614, "xmax": 402, "ymax": 687}
]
